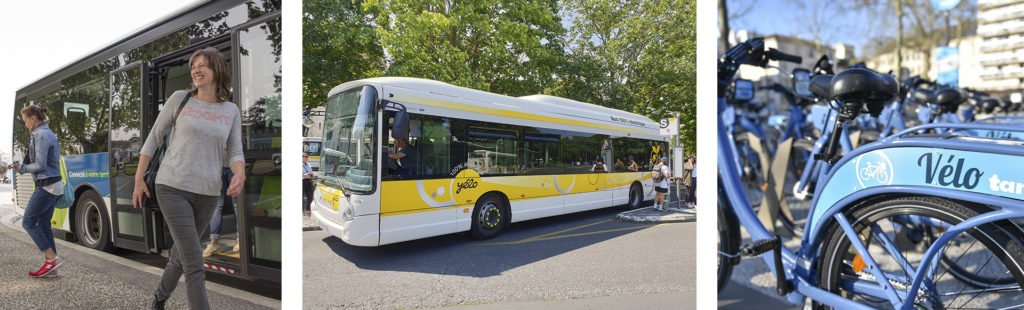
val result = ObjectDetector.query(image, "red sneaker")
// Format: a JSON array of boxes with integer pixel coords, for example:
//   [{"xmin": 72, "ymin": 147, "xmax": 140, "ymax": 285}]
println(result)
[{"xmin": 29, "ymin": 256, "xmax": 63, "ymax": 278}]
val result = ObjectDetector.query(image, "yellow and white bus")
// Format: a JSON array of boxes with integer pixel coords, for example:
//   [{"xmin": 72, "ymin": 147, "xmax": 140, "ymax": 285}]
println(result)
[
  {"xmin": 303, "ymin": 136, "xmax": 322, "ymax": 171},
  {"xmin": 312, "ymin": 77, "xmax": 669, "ymax": 246}
]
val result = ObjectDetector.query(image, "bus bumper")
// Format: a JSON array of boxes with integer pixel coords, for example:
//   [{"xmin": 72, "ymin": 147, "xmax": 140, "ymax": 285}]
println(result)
[{"xmin": 312, "ymin": 209, "xmax": 380, "ymax": 247}]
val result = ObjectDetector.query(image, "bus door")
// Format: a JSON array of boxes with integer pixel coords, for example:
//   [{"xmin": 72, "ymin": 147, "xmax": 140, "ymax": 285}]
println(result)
[
  {"xmin": 148, "ymin": 40, "xmax": 251, "ymax": 275},
  {"xmin": 108, "ymin": 61, "xmax": 155, "ymax": 253}
]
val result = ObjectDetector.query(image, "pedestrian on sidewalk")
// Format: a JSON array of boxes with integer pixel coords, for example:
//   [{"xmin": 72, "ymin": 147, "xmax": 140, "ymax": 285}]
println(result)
[
  {"xmin": 687, "ymin": 157, "xmax": 697, "ymax": 208},
  {"xmin": 682, "ymin": 156, "xmax": 694, "ymax": 209},
  {"xmin": 653, "ymin": 157, "xmax": 671, "ymax": 211},
  {"xmin": 133, "ymin": 47, "xmax": 244, "ymax": 310},
  {"xmin": 14, "ymin": 104, "xmax": 65, "ymax": 279},
  {"xmin": 303, "ymin": 152, "xmax": 315, "ymax": 216}
]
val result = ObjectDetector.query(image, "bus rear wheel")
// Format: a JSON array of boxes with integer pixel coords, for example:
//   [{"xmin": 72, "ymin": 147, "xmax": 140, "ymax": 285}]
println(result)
[
  {"xmin": 469, "ymin": 194, "xmax": 507, "ymax": 240},
  {"xmin": 626, "ymin": 183, "xmax": 644, "ymax": 209},
  {"xmin": 75, "ymin": 190, "xmax": 114, "ymax": 252}
]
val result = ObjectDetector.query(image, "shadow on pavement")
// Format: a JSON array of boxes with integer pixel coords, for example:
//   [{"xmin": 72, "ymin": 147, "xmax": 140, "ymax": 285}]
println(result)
[{"xmin": 321, "ymin": 207, "xmax": 658, "ymax": 277}]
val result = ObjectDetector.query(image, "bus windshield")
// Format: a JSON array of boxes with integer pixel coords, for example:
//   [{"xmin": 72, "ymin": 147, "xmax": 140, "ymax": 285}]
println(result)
[
  {"xmin": 303, "ymin": 140, "xmax": 321, "ymax": 157},
  {"xmin": 321, "ymin": 86, "xmax": 377, "ymax": 193}
]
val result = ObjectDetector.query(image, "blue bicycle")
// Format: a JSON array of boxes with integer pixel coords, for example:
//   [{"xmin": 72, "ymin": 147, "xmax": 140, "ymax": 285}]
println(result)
[{"xmin": 718, "ymin": 38, "xmax": 1024, "ymax": 309}]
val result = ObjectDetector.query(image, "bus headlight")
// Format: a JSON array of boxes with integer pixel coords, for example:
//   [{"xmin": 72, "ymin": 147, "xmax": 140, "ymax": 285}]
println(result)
[{"xmin": 342, "ymin": 206, "xmax": 355, "ymax": 221}]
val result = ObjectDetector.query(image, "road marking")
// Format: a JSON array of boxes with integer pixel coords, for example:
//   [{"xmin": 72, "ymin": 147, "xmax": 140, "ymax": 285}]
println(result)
[{"xmin": 473, "ymin": 220, "xmax": 660, "ymax": 246}]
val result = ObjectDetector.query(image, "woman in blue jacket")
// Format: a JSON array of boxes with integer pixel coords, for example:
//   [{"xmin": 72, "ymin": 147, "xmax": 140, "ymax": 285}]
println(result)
[{"xmin": 14, "ymin": 104, "xmax": 64, "ymax": 278}]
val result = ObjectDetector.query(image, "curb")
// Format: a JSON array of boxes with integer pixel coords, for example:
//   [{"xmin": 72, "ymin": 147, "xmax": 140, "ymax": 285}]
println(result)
[
  {"xmin": 302, "ymin": 216, "xmax": 322, "ymax": 231},
  {"xmin": 617, "ymin": 206, "xmax": 696, "ymax": 223}
]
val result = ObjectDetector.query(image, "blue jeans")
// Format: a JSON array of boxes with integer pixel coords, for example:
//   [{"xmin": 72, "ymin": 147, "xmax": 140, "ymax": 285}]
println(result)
[
  {"xmin": 23, "ymin": 188, "xmax": 59, "ymax": 253},
  {"xmin": 209, "ymin": 168, "xmax": 236, "ymax": 240}
]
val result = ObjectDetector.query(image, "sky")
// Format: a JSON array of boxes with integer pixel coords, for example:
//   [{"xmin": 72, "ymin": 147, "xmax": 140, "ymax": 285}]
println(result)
[
  {"xmin": 0, "ymin": 0, "xmax": 196, "ymax": 160},
  {"xmin": 725, "ymin": 0, "xmax": 886, "ymax": 56}
]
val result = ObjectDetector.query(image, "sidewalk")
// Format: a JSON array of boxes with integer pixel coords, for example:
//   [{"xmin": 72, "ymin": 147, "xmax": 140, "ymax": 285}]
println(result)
[{"xmin": 0, "ymin": 185, "xmax": 279, "ymax": 309}]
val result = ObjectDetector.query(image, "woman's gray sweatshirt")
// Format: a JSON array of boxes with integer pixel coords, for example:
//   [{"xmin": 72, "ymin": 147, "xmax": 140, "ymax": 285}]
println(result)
[{"xmin": 140, "ymin": 90, "xmax": 244, "ymax": 196}]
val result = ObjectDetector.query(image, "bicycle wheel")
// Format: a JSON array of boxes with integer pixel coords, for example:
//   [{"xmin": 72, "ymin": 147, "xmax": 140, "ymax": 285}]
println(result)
[
  {"xmin": 815, "ymin": 196, "xmax": 1024, "ymax": 309},
  {"xmin": 779, "ymin": 138, "xmax": 815, "ymax": 237},
  {"xmin": 718, "ymin": 182, "xmax": 741, "ymax": 292}
]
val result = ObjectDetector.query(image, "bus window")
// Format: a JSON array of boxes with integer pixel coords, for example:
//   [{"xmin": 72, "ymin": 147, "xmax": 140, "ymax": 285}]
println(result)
[
  {"xmin": 466, "ymin": 126, "xmax": 518, "ymax": 176},
  {"xmin": 562, "ymin": 132, "xmax": 607, "ymax": 174},
  {"xmin": 521, "ymin": 130, "xmax": 561, "ymax": 175}
]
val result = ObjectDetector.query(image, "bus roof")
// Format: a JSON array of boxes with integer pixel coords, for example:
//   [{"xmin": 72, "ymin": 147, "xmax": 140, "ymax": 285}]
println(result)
[
  {"xmin": 16, "ymin": 0, "xmax": 236, "ymax": 98},
  {"xmin": 328, "ymin": 77, "xmax": 662, "ymax": 138}
]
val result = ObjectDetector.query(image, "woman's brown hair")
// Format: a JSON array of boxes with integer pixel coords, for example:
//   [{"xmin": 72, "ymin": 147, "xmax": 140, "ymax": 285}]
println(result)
[
  {"xmin": 189, "ymin": 47, "xmax": 232, "ymax": 102},
  {"xmin": 20, "ymin": 105, "xmax": 49, "ymax": 123}
]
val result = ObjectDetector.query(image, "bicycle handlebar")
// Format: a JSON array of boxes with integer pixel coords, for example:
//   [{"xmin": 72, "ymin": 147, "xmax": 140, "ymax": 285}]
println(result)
[{"xmin": 766, "ymin": 48, "xmax": 802, "ymax": 64}]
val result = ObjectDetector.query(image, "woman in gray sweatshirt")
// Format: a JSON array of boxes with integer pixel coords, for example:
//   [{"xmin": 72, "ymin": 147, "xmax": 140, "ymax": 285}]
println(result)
[
  {"xmin": 15, "ymin": 104, "xmax": 65, "ymax": 279},
  {"xmin": 132, "ymin": 47, "xmax": 244, "ymax": 310}
]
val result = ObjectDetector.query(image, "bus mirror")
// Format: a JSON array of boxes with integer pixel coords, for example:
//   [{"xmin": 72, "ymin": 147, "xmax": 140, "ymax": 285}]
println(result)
[{"xmin": 392, "ymin": 111, "xmax": 410, "ymax": 141}]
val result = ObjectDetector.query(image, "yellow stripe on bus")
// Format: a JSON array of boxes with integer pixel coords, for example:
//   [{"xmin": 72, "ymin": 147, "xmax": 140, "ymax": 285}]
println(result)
[{"xmin": 378, "ymin": 171, "xmax": 651, "ymax": 217}]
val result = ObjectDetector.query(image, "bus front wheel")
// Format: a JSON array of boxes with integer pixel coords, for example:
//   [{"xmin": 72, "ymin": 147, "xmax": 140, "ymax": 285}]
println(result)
[
  {"xmin": 469, "ymin": 194, "xmax": 508, "ymax": 240},
  {"xmin": 75, "ymin": 190, "xmax": 114, "ymax": 252}
]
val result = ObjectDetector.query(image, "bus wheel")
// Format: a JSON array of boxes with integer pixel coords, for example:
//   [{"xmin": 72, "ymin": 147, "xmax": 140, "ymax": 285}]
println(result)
[
  {"xmin": 469, "ymin": 194, "xmax": 507, "ymax": 240},
  {"xmin": 75, "ymin": 190, "xmax": 113, "ymax": 252},
  {"xmin": 626, "ymin": 183, "xmax": 643, "ymax": 209}
]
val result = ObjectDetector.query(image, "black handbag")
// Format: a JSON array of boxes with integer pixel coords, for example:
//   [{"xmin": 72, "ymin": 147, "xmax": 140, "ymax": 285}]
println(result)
[{"xmin": 142, "ymin": 93, "xmax": 190, "ymax": 207}]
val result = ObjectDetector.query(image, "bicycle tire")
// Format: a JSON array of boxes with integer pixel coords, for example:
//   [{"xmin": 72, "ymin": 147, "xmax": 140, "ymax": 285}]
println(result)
[
  {"xmin": 718, "ymin": 181, "xmax": 741, "ymax": 292},
  {"xmin": 815, "ymin": 196, "xmax": 1024, "ymax": 309}
]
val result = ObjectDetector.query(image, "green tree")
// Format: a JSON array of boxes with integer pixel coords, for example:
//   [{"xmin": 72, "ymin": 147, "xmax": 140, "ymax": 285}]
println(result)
[
  {"xmin": 303, "ymin": 0, "xmax": 385, "ymax": 110},
  {"xmin": 362, "ymin": 0, "xmax": 567, "ymax": 96},
  {"xmin": 554, "ymin": 0, "xmax": 696, "ymax": 153}
]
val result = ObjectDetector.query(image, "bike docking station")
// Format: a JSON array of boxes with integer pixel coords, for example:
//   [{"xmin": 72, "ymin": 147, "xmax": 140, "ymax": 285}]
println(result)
[{"xmin": 719, "ymin": 37, "xmax": 1024, "ymax": 309}]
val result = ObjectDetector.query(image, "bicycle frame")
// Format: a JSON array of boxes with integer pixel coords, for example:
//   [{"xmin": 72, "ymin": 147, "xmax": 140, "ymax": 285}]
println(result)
[{"xmin": 722, "ymin": 93, "xmax": 1024, "ymax": 308}]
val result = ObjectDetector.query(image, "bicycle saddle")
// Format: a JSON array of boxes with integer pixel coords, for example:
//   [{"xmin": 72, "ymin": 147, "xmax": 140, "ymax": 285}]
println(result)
[
  {"xmin": 809, "ymin": 74, "xmax": 833, "ymax": 100},
  {"xmin": 930, "ymin": 88, "xmax": 962, "ymax": 113},
  {"xmin": 911, "ymin": 88, "xmax": 933, "ymax": 104},
  {"xmin": 830, "ymin": 68, "xmax": 898, "ymax": 117}
]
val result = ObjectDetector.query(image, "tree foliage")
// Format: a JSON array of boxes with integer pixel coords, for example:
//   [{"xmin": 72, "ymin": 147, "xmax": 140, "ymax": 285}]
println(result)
[
  {"xmin": 363, "ymin": 0, "xmax": 566, "ymax": 96},
  {"xmin": 303, "ymin": 0, "xmax": 385, "ymax": 110},
  {"xmin": 303, "ymin": 0, "xmax": 696, "ymax": 152},
  {"xmin": 553, "ymin": 0, "xmax": 696, "ymax": 153}
]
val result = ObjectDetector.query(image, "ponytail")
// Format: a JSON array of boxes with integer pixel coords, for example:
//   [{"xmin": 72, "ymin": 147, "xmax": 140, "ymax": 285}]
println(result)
[{"xmin": 20, "ymin": 105, "xmax": 48, "ymax": 123}]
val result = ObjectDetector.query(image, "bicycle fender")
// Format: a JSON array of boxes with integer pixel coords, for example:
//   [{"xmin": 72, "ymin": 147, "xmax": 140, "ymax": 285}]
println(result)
[{"xmin": 805, "ymin": 146, "xmax": 1024, "ymax": 249}]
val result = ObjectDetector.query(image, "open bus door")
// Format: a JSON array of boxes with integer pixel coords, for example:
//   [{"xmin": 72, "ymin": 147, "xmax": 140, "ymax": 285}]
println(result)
[
  {"xmin": 147, "ymin": 39, "xmax": 255, "ymax": 277},
  {"xmin": 108, "ymin": 61, "xmax": 158, "ymax": 253}
]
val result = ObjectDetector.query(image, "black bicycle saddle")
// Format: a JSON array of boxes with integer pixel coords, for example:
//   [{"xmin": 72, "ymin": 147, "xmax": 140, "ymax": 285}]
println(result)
[
  {"xmin": 830, "ymin": 68, "xmax": 898, "ymax": 116},
  {"xmin": 930, "ymin": 87, "xmax": 962, "ymax": 113},
  {"xmin": 809, "ymin": 74, "xmax": 833, "ymax": 100}
]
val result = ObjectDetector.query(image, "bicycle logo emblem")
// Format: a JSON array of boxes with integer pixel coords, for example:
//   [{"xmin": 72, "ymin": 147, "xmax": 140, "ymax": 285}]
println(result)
[{"xmin": 855, "ymin": 151, "xmax": 894, "ymax": 188}]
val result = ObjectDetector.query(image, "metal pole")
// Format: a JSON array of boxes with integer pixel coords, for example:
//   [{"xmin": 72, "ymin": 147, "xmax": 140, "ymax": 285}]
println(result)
[
  {"xmin": 895, "ymin": 0, "xmax": 904, "ymax": 82},
  {"xmin": 674, "ymin": 113, "xmax": 682, "ymax": 208}
]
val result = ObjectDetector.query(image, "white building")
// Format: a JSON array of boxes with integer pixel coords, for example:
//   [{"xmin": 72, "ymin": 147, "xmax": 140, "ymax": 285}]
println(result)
[{"xmin": 977, "ymin": 0, "xmax": 1024, "ymax": 92}]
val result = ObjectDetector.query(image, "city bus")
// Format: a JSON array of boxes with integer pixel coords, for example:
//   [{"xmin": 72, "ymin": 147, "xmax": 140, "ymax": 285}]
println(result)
[
  {"xmin": 11, "ymin": 0, "xmax": 281, "ymax": 282},
  {"xmin": 303, "ymin": 136, "xmax": 321, "ymax": 171},
  {"xmin": 312, "ymin": 77, "xmax": 669, "ymax": 246}
]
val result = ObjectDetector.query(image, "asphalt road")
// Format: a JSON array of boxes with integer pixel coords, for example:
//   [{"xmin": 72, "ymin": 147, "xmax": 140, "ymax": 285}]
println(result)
[{"xmin": 303, "ymin": 207, "xmax": 695, "ymax": 309}]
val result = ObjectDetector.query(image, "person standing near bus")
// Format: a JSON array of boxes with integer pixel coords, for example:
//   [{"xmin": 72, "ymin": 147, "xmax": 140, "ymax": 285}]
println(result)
[
  {"xmin": 303, "ymin": 152, "xmax": 315, "ymax": 216},
  {"xmin": 132, "ymin": 47, "xmax": 244, "ymax": 310},
  {"xmin": 653, "ymin": 157, "xmax": 671, "ymax": 211},
  {"xmin": 203, "ymin": 166, "xmax": 237, "ymax": 258},
  {"xmin": 14, "ymin": 105, "xmax": 64, "ymax": 278}
]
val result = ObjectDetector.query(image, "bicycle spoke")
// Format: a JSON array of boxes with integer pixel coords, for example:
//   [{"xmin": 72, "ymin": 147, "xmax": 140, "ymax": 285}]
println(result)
[
  {"xmin": 870, "ymin": 223, "xmax": 914, "ymax": 283},
  {"xmin": 954, "ymin": 254, "xmax": 999, "ymax": 309},
  {"xmin": 934, "ymin": 237, "xmax": 978, "ymax": 285}
]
